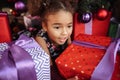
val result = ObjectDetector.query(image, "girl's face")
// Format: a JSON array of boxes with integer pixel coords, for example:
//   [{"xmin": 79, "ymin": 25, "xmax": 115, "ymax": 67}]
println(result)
[{"xmin": 42, "ymin": 10, "xmax": 73, "ymax": 46}]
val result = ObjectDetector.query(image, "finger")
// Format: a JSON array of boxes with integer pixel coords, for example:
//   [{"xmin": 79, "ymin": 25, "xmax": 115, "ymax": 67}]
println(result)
[{"xmin": 75, "ymin": 76, "xmax": 79, "ymax": 80}]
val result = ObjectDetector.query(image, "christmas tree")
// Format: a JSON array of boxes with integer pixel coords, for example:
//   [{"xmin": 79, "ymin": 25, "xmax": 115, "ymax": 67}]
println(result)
[
  {"xmin": 77, "ymin": 0, "xmax": 111, "ymax": 14},
  {"xmin": 76, "ymin": 0, "xmax": 112, "ymax": 23}
]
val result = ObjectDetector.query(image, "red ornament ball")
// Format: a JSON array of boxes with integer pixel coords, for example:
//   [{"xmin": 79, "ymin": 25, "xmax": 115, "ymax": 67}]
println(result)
[
  {"xmin": 96, "ymin": 8, "xmax": 109, "ymax": 20},
  {"xmin": 11, "ymin": 10, "xmax": 20, "ymax": 16}
]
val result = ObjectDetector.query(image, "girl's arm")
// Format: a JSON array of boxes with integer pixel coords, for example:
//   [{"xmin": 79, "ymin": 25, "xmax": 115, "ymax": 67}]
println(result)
[{"xmin": 35, "ymin": 36, "xmax": 53, "ymax": 65}]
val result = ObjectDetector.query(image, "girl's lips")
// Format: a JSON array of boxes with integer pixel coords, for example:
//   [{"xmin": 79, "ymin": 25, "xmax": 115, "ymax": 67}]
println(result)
[{"xmin": 59, "ymin": 38, "xmax": 67, "ymax": 43}]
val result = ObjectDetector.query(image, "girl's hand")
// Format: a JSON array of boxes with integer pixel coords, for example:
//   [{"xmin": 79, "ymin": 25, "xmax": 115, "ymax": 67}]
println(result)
[{"xmin": 67, "ymin": 76, "xmax": 79, "ymax": 80}]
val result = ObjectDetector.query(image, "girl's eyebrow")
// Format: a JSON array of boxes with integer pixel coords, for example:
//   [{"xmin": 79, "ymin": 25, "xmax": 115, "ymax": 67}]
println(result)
[
  {"xmin": 52, "ymin": 23, "xmax": 61, "ymax": 25},
  {"xmin": 53, "ymin": 22, "xmax": 73, "ymax": 25},
  {"xmin": 68, "ymin": 22, "xmax": 73, "ymax": 25}
]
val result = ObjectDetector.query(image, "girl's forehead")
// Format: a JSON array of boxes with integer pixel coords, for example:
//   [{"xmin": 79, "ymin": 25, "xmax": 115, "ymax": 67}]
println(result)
[
  {"xmin": 45, "ymin": 11, "xmax": 73, "ymax": 25},
  {"xmin": 46, "ymin": 10, "xmax": 73, "ymax": 20}
]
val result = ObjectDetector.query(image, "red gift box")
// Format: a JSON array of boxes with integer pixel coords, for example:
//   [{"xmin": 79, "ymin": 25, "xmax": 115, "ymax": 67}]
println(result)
[
  {"xmin": 0, "ymin": 12, "xmax": 12, "ymax": 43},
  {"xmin": 73, "ymin": 12, "xmax": 111, "ymax": 39},
  {"xmin": 55, "ymin": 34, "xmax": 120, "ymax": 80}
]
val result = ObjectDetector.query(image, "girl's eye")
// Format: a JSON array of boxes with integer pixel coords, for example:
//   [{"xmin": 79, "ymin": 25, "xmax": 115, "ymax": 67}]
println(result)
[
  {"xmin": 67, "ymin": 25, "xmax": 73, "ymax": 28},
  {"xmin": 54, "ymin": 26, "xmax": 60, "ymax": 29}
]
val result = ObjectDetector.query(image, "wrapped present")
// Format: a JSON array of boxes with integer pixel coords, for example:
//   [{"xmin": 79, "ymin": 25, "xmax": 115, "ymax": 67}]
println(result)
[
  {"xmin": 73, "ymin": 12, "xmax": 111, "ymax": 39},
  {"xmin": 55, "ymin": 34, "xmax": 120, "ymax": 80},
  {"xmin": 0, "ymin": 12, "xmax": 12, "ymax": 42},
  {"xmin": 0, "ymin": 34, "xmax": 50, "ymax": 80},
  {"xmin": 108, "ymin": 17, "xmax": 120, "ymax": 38}
]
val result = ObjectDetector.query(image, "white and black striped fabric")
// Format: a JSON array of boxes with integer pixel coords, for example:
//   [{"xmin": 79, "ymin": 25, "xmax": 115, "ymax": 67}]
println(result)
[{"xmin": 0, "ymin": 34, "xmax": 50, "ymax": 80}]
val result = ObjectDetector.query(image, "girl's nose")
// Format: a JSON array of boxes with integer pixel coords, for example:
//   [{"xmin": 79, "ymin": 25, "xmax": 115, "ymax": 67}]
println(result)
[{"xmin": 62, "ymin": 28, "xmax": 68, "ymax": 35}]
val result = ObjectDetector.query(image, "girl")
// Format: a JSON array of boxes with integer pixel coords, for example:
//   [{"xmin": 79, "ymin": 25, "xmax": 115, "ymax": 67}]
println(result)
[{"xmin": 28, "ymin": 0, "xmax": 78, "ymax": 80}]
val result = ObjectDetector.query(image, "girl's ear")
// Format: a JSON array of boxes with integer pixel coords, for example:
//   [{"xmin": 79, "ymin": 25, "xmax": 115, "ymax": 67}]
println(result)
[{"xmin": 42, "ymin": 22, "xmax": 47, "ymax": 31}]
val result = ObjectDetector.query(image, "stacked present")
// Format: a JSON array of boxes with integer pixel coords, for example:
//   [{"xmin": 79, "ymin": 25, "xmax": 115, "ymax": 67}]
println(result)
[
  {"xmin": 73, "ymin": 12, "xmax": 111, "ymax": 39},
  {"xmin": 0, "ymin": 12, "xmax": 12, "ymax": 43},
  {"xmin": 55, "ymin": 34, "xmax": 120, "ymax": 80},
  {"xmin": 108, "ymin": 17, "xmax": 120, "ymax": 39}
]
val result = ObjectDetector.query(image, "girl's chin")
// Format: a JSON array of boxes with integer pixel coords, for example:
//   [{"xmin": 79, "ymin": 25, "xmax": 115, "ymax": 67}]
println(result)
[
  {"xmin": 54, "ymin": 41, "xmax": 66, "ymax": 46},
  {"xmin": 58, "ymin": 41, "xmax": 67, "ymax": 45}
]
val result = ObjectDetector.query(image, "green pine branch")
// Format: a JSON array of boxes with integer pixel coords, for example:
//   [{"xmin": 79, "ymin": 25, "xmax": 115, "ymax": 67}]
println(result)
[{"xmin": 77, "ymin": 0, "xmax": 111, "ymax": 13}]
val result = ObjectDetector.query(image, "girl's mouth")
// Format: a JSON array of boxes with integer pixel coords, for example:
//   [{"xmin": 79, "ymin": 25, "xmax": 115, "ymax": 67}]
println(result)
[{"xmin": 59, "ymin": 38, "xmax": 67, "ymax": 43}]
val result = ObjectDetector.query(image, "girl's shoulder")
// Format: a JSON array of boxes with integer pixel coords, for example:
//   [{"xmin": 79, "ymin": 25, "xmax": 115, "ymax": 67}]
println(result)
[{"xmin": 35, "ymin": 35, "xmax": 50, "ymax": 55}]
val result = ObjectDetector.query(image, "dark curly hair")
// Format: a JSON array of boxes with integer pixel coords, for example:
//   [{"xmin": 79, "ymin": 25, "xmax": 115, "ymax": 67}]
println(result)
[{"xmin": 27, "ymin": 0, "xmax": 77, "ymax": 16}]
